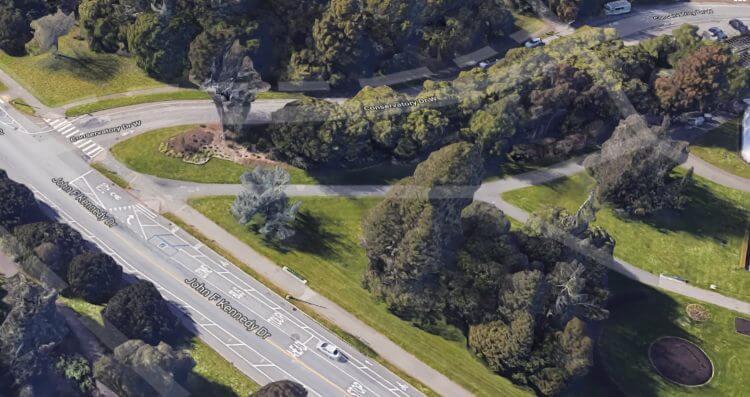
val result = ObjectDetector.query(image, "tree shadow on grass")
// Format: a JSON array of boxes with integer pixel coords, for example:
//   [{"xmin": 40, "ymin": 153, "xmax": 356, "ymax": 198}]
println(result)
[
  {"xmin": 616, "ymin": 177, "xmax": 749, "ymax": 242},
  {"xmin": 690, "ymin": 121, "xmax": 740, "ymax": 152},
  {"xmin": 171, "ymin": 332, "xmax": 243, "ymax": 397},
  {"xmin": 40, "ymin": 49, "xmax": 121, "ymax": 83},
  {"xmin": 592, "ymin": 272, "xmax": 707, "ymax": 397},
  {"xmin": 258, "ymin": 210, "xmax": 344, "ymax": 259}
]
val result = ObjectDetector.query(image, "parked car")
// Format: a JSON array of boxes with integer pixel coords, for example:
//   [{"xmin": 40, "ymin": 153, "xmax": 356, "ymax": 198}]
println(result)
[
  {"xmin": 730, "ymin": 19, "xmax": 750, "ymax": 36},
  {"xmin": 708, "ymin": 27, "xmax": 727, "ymax": 40},
  {"xmin": 316, "ymin": 341, "xmax": 345, "ymax": 362},
  {"xmin": 524, "ymin": 38, "xmax": 545, "ymax": 48}
]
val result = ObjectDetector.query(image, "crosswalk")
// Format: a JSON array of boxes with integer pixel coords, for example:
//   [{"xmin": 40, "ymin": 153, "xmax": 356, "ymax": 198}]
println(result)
[{"xmin": 44, "ymin": 117, "xmax": 105, "ymax": 158}]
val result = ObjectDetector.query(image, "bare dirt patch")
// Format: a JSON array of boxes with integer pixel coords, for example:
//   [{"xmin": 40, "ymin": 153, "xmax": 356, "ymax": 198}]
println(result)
[
  {"xmin": 686, "ymin": 304, "xmax": 711, "ymax": 322},
  {"xmin": 648, "ymin": 336, "xmax": 713, "ymax": 386},
  {"xmin": 160, "ymin": 124, "xmax": 277, "ymax": 167}
]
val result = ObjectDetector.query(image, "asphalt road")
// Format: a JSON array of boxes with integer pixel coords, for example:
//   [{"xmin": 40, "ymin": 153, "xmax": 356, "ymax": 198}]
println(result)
[{"xmin": 0, "ymin": 100, "xmax": 427, "ymax": 397}]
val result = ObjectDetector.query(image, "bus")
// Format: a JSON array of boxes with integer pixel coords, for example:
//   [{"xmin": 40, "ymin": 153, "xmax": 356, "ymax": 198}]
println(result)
[{"xmin": 604, "ymin": 0, "xmax": 631, "ymax": 15}]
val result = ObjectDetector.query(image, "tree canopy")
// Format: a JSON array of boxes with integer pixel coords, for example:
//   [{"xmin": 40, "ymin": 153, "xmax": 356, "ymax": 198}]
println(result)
[{"xmin": 102, "ymin": 280, "xmax": 180, "ymax": 345}]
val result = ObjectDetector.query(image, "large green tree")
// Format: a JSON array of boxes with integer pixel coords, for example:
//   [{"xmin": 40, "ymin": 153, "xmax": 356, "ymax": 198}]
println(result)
[
  {"xmin": 102, "ymin": 281, "xmax": 179, "ymax": 344},
  {"xmin": 127, "ymin": 11, "xmax": 199, "ymax": 82},
  {"xmin": 583, "ymin": 115, "xmax": 691, "ymax": 216},
  {"xmin": 362, "ymin": 142, "xmax": 483, "ymax": 326},
  {"xmin": 67, "ymin": 252, "xmax": 123, "ymax": 304}
]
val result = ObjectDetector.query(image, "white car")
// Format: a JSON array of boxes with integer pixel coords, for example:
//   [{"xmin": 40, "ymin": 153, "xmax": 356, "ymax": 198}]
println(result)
[
  {"xmin": 316, "ymin": 341, "xmax": 344, "ymax": 361},
  {"xmin": 524, "ymin": 38, "xmax": 544, "ymax": 48}
]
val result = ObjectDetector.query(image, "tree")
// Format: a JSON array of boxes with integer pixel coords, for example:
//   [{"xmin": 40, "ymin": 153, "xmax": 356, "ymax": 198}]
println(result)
[
  {"xmin": 79, "ymin": 0, "xmax": 135, "ymax": 53},
  {"xmin": 127, "ymin": 12, "xmax": 199, "ymax": 82},
  {"xmin": 13, "ymin": 221, "xmax": 87, "ymax": 277},
  {"xmin": 0, "ymin": 170, "xmax": 41, "ymax": 231},
  {"xmin": 30, "ymin": 8, "xmax": 75, "ymax": 55},
  {"xmin": 0, "ymin": 5, "xmax": 33, "ymax": 55},
  {"xmin": 250, "ymin": 380, "xmax": 308, "ymax": 397},
  {"xmin": 102, "ymin": 281, "xmax": 179, "ymax": 344},
  {"xmin": 67, "ymin": 252, "xmax": 123, "ymax": 304},
  {"xmin": 583, "ymin": 115, "xmax": 691, "ymax": 216},
  {"xmin": 0, "ymin": 273, "xmax": 68, "ymax": 387},
  {"xmin": 656, "ymin": 45, "xmax": 743, "ymax": 113},
  {"xmin": 192, "ymin": 37, "xmax": 268, "ymax": 140},
  {"xmin": 446, "ymin": 202, "xmax": 528, "ymax": 324},
  {"xmin": 94, "ymin": 339, "xmax": 194, "ymax": 397},
  {"xmin": 362, "ymin": 142, "xmax": 483, "ymax": 326},
  {"xmin": 55, "ymin": 355, "xmax": 95, "ymax": 395},
  {"xmin": 231, "ymin": 167, "xmax": 301, "ymax": 241},
  {"xmin": 395, "ymin": 108, "xmax": 449, "ymax": 159},
  {"xmin": 468, "ymin": 312, "xmax": 535, "ymax": 374}
]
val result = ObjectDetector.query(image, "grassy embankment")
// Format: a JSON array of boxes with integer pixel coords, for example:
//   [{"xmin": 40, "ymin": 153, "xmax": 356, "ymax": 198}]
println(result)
[
  {"xmin": 502, "ymin": 171, "xmax": 750, "ymax": 301},
  {"xmin": 188, "ymin": 195, "xmax": 530, "ymax": 397},
  {"xmin": 187, "ymin": 194, "xmax": 750, "ymax": 397},
  {"xmin": 690, "ymin": 119, "xmax": 750, "ymax": 179},
  {"xmin": 57, "ymin": 296, "xmax": 259, "ymax": 396},
  {"xmin": 0, "ymin": 31, "xmax": 164, "ymax": 107}
]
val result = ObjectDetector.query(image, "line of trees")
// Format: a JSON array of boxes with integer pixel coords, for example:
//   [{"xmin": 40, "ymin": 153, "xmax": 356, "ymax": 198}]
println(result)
[
  {"xmin": 362, "ymin": 143, "xmax": 612, "ymax": 396},
  {"xmin": 0, "ymin": 169, "xmax": 188, "ymax": 396},
  {"xmin": 247, "ymin": 25, "xmax": 747, "ymax": 170}
]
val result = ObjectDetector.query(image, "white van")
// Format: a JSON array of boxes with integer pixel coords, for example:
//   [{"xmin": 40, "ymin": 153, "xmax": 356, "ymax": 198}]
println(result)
[{"xmin": 604, "ymin": 0, "xmax": 631, "ymax": 15}]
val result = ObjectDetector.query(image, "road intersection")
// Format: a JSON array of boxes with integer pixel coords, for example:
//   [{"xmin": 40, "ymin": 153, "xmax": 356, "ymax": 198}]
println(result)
[{"xmin": 0, "ymin": 99, "xmax": 436, "ymax": 397}]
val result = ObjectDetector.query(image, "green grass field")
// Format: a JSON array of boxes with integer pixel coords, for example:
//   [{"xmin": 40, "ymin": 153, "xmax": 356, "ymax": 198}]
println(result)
[
  {"xmin": 110, "ymin": 125, "xmax": 317, "ymax": 184},
  {"xmin": 189, "ymin": 196, "xmax": 530, "ymax": 397},
  {"xmin": 10, "ymin": 98, "xmax": 35, "ymax": 116},
  {"xmin": 0, "ymin": 31, "xmax": 165, "ymax": 107},
  {"xmin": 111, "ymin": 125, "xmax": 421, "ymax": 185},
  {"xmin": 690, "ymin": 119, "xmax": 750, "ymax": 179},
  {"xmin": 599, "ymin": 273, "xmax": 749, "ymax": 396},
  {"xmin": 502, "ymin": 172, "xmax": 750, "ymax": 301},
  {"xmin": 58, "ymin": 296, "xmax": 258, "ymax": 396}
]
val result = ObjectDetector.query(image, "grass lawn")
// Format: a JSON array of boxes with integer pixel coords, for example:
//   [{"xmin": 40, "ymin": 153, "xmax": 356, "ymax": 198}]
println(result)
[
  {"xmin": 597, "ymin": 273, "xmax": 749, "ymax": 396},
  {"xmin": 189, "ymin": 195, "xmax": 530, "ymax": 397},
  {"xmin": 110, "ymin": 125, "xmax": 317, "ymax": 184},
  {"xmin": 58, "ymin": 296, "xmax": 258, "ymax": 396},
  {"xmin": 502, "ymin": 172, "xmax": 750, "ymax": 301},
  {"xmin": 0, "ymin": 31, "xmax": 165, "ymax": 107},
  {"xmin": 10, "ymin": 98, "xmax": 35, "ymax": 116},
  {"xmin": 690, "ymin": 119, "xmax": 750, "ymax": 179},
  {"xmin": 111, "ymin": 125, "xmax": 422, "ymax": 185},
  {"xmin": 91, "ymin": 162, "xmax": 131, "ymax": 189}
]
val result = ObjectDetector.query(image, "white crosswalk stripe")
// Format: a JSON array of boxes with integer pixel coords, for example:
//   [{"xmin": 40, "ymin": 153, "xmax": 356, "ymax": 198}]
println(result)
[{"xmin": 44, "ymin": 118, "xmax": 105, "ymax": 159}]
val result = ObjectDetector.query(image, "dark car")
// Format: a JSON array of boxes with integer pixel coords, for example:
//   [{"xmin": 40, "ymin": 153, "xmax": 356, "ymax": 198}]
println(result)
[
  {"xmin": 730, "ymin": 19, "xmax": 750, "ymax": 36},
  {"xmin": 708, "ymin": 27, "xmax": 728, "ymax": 40}
]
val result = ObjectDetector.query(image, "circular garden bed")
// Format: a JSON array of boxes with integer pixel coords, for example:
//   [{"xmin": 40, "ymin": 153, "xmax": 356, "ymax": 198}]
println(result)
[{"xmin": 648, "ymin": 336, "xmax": 713, "ymax": 386}]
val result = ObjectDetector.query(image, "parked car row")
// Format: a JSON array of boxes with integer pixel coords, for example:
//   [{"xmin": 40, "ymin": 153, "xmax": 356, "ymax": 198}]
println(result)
[{"xmin": 708, "ymin": 19, "xmax": 749, "ymax": 41}]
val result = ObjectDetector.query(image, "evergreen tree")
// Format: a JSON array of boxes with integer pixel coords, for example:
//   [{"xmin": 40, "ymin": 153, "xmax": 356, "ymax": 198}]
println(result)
[{"xmin": 362, "ymin": 142, "xmax": 483, "ymax": 326}]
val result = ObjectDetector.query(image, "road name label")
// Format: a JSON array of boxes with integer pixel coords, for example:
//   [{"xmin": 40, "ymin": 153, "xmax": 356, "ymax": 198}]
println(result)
[
  {"xmin": 52, "ymin": 177, "xmax": 117, "ymax": 227},
  {"xmin": 71, "ymin": 120, "xmax": 142, "ymax": 142},
  {"xmin": 185, "ymin": 277, "xmax": 272, "ymax": 340},
  {"xmin": 651, "ymin": 9, "xmax": 713, "ymax": 21}
]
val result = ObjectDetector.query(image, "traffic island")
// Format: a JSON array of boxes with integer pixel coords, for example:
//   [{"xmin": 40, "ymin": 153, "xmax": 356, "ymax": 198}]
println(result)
[{"xmin": 648, "ymin": 336, "xmax": 713, "ymax": 387}]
